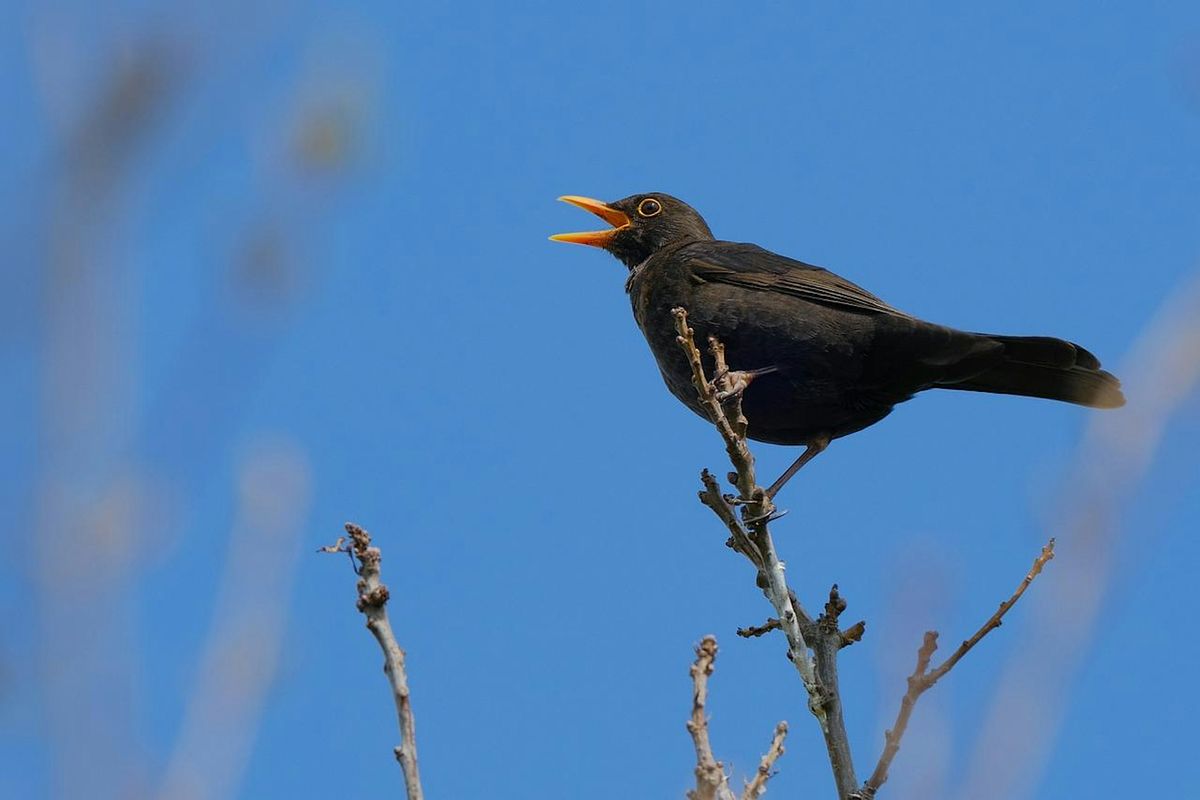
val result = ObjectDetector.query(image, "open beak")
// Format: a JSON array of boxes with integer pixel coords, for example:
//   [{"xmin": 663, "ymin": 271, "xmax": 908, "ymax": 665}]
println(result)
[{"xmin": 550, "ymin": 195, "xmax": 631, "ymax": 248}]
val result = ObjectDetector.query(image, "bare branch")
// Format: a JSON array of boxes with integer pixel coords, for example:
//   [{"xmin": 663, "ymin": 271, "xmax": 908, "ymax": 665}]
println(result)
[
  {"xmin": 686, "ymin": 636, "xmax": 788, "ymax": 800},
  {"xmin": 686, "ymin": 636, "xmax": 738, "ymax": 800},
  {"xmin": 742, "ymin": 722, "xmax": 789, "ymax": 800},
  {"xmin": 860, "ymin": 539, "xmax": 1056, "ymax": 797},
  {"xmin": 316, "ymin": 536, "xmax": 345, "ymax": 553},
  {"xmin": 672, "ymin": 309, "xmax": 762, "ymax": 508},
  {"xmin": 673, "ymin": 308, "xmax": 819, "ymax": 694},
  {"xmin": 736, "ymin": 618, "xmax": 781, "ymax": 639},
  {"xmin": 672, "ymin": 304, "xmax": 1055, "ymax": 799},
  {"xmin": 926, "ymin": 538, "xmax": 1055, "ymax": 685},
  {"xmin": 961, "ymin": 269, "xmax": 1200, "ymax": 798},
  {"xmin": 673, "ymin": 307, "xmax": 861, "ymax": 798},
  {"xmin": 840, "ymin": 620, "xmax": 867, "ymax": 648},
  {"xmin": 327, "ymin": 522, "xmax": 424, "ymax": 800}
]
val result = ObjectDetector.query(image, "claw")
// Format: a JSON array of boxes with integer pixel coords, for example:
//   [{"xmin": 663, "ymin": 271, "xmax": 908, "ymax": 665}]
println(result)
[
  {"xmin": 716, "ymin": 370, "xmax": 753, "ymax": 401},
  {"xmin": 715, "ymin": 366, "xmax": 778, "ymax": 401},
  {"xmin": 741, "ymin": 507, "xmax": 789, "ymax": 526}
]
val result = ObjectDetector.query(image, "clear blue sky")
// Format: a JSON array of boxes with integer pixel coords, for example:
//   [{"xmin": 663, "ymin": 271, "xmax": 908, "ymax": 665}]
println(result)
[{"xmin": 3, "ymin": 2, "xmax": 1199, "ymax": 798}]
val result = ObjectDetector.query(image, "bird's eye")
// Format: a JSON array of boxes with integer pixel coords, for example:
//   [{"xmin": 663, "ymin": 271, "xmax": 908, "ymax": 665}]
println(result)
[{"xmin": 637, "ymin": 198, "xmax": 662, "ymax": 217}]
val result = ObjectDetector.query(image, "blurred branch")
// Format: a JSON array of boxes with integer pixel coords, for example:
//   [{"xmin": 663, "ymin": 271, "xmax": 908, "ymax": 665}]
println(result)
[
  {"xmin": 33, "ymin": 37, "xmax": 180, "ymax": 800},
  {"xmin": 159, "ymin": 440, "xmax": 311, "ymax": 800},
  {"xmin": 960, "ymin": 269, "xmax": 1200, "ymax": 799},
  {"xmin": 860, "ymin": 539, "xmax": 1056, "ymax": 798},
  {"xmin": 325, "ymin": 523, "xmax": 424, "ymax": 800},
  {"xmin": 685, "ymin": 636, "xmax": 787, "ymax": 800},
  {"xmin": 64, "ymin": 44, "xmax": 177, "ymax": 189}
]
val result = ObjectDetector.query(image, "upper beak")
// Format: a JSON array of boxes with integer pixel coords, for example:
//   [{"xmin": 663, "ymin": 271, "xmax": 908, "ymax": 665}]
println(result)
[{"xmin": 550, "ymin": 195, "xmax": 631, "ymax": 247}]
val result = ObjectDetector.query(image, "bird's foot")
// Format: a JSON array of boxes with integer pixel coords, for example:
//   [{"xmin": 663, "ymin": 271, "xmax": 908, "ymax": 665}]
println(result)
[
  {"xmin": 713, "ymin": 366, "xmax": 777, "ymax": 401},
  {"xmin": 741, "ymin": 507, "xmax": 789, "ymax": 526}
]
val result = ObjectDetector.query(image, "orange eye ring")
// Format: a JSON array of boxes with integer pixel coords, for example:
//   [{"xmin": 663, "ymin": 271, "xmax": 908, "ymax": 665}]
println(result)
[{"xmin": 637, "ymin": 198, "xmax": 662, "ymax": 217}]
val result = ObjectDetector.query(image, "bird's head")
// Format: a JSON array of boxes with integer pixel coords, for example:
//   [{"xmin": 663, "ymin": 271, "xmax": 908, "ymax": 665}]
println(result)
[{"xmin": 551, "ymin": 193, "xmax": 714, "ymax": 269}]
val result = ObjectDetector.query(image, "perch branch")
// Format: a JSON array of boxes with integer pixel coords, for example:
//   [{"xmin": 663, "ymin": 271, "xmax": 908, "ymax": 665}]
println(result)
[
  {"xmin": 325, "ymin": 522, "xmax": 424, "ymax": 800},
  {"xmin": 673, "ymin": 307, "xmax": 860, "ymax": 798},
  {"xmin": 859, "ymin": 538, "xmax": 1056, "ymax": 797}
]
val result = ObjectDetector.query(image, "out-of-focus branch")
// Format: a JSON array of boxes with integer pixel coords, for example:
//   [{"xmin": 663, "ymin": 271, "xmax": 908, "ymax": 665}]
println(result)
[
  {"xmin": 685, "ymin": 636, "xmax": 787, "ymax": 800},
  {"xmin": 960, "ymin": 269, "xmax": 1200, "ymax": 799},
  {"xmin": 32, "ymin": 38, "xmax": 179, "ymax": 800},
  {"xmin": 859, "ymin": 539, "xmax": 1056, "ymax": 798},
  {"xmin": 673, "ymin": 307, "xmax": 861, "ymax": 799},
  {"xmin": 325, "ymin": 522, "xmax": 423, "ymax": 800},
  {"xmin": 159, "ymin": 441, "xmax": 311, "ymax": 800}
]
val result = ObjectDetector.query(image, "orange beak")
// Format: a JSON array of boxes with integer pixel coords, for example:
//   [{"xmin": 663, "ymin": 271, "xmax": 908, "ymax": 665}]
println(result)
[{"xmin": 550, "ymin": 195, "xmax": 631, "ymax": 248}]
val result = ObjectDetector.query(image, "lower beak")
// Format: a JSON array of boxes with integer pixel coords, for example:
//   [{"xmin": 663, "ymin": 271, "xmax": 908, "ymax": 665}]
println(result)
[{"xmin": 550, "ymin": 195, "xmax": 631, "ymax": 247}]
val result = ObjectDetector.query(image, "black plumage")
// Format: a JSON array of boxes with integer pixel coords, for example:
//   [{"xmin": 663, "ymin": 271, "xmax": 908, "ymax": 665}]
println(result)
[{"xmin": 552, "ymin": 193, "xmax": 1123, "ymax": 494}]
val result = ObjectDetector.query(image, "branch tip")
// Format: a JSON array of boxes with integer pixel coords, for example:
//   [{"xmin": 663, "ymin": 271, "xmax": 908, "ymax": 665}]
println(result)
[
  {"xmin": 863, "ymin": 539, "xmax": 1055, "ymax": 795},
  {"xmin": 333, "ymin": 522, "xmax": 424, "ymax": 800}
]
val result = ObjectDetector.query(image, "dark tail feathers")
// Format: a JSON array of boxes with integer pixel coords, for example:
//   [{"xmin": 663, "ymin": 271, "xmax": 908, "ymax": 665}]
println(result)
[{"xmin": 940, "ymin": 334, "xmax": 1125, "ymax": 409}]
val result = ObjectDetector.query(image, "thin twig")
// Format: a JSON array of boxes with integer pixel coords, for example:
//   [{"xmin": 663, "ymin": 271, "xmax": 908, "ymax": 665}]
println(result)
[
  {"xmin": 840, "ymin": 620, "xmax": 867, "ymax": 648},
  {"xmin": 326, "ymin": 522, "xmax": 424, "ymax": 800},
  {"xmin": 860, "ymin": 539, "xmax": 1056, "ymax": 797},
  {"xmin": 687, "ymin": 636, "xmax": 738, "ymax": 800},
  {"xmin": 742, "ymin": 722, "xmax": 789, "ymax": 800},
  {"xmin": 737, "ymin": 618, "xmax": 782, "ymax": 639},
  {"xmin": 673, "ymin": 309, "xmax": 762, "ymax": 509}
]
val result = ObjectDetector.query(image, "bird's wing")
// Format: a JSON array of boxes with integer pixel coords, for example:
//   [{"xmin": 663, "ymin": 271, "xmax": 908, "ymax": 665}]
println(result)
[{"xmin": 684, "ymin": 241, "xmax": 907, "ymax": 317}]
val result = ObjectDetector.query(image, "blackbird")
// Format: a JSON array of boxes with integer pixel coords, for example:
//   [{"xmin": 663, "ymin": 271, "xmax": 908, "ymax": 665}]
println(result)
[{"xmin": 551, "ymin": 193, "xmax": 1124, "ymax": 496}]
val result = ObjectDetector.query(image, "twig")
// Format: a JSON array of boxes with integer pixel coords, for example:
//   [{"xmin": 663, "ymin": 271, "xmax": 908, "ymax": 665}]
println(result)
[
  {"xmin": 742, "ymin": 722, "xmax": 789, "ymax": 800},
  {"xmin": 673, "ymin": 310, "xmax": 762, "ymax": 509},
  {"xmin": 686, "ymin": 636, "xmax": 738, "ymax": 800},
  {"xmin": 325, "ymin": 522, "xmax": 424, "ymax": 800},
  {"xmin": 859, "ymin": 539, "xmax": 1056, "ymax": 797},
  {"xmin": 686, "ymin": 636, "xmax": 789, "ymax": 800},
  {"xmin": 839, "ymin": 620, "xmax": 867, "ymax": 648},
  {"xmin": 673, "ymin": 308, "xmax": 818, "ymax": 689},
  {"xmin": 736, "ymin": 618, "xmax": 781, "ymax": 639},
  {"xmin": 673, "ymin": 307, "xmax": 860, "ymax": 798}
]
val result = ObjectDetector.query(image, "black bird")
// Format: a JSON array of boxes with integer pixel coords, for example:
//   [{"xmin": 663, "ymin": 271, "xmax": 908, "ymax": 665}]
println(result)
[{"xmin": 552, "ymin": 193, "xmax": 1125, "ymax": 496}]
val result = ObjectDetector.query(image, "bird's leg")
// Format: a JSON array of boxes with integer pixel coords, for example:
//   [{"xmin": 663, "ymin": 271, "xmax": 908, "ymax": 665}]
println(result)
[
  {"xmin": 715, "ymin": 366, "xmax": 778, "ymax": 401},
  {"xmin": 765, "ymin": 436, "xmax": 831, "ymax": 498}
]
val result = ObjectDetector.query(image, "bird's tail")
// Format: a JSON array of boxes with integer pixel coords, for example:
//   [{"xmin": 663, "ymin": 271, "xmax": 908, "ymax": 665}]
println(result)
[{"xmin": 938, "ymin": 334, "xmax": 1125, "ymax": 409}]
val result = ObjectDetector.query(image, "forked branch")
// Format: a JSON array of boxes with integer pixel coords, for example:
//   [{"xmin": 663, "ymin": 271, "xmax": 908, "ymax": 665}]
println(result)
[
  {"xmin": 859, "ymin": 539, "xmax": 1056, "ymax": 797},
  {"xmin": 671, "ymin": 305, "xmax": 1054, "ymax": 800},
  {"xmin": 686, "ymin": 636, "xmax": 788, "ymax": 800},
  {"xmin": 673, "ymin": 307, "xmax": 859, "ymax": 797}
]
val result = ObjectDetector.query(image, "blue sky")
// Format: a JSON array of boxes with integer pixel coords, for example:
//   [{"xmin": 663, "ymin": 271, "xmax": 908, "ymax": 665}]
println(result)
[{"xmin": 3, "ymin": 2, "xmax": 1199, "ymax": 798}]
